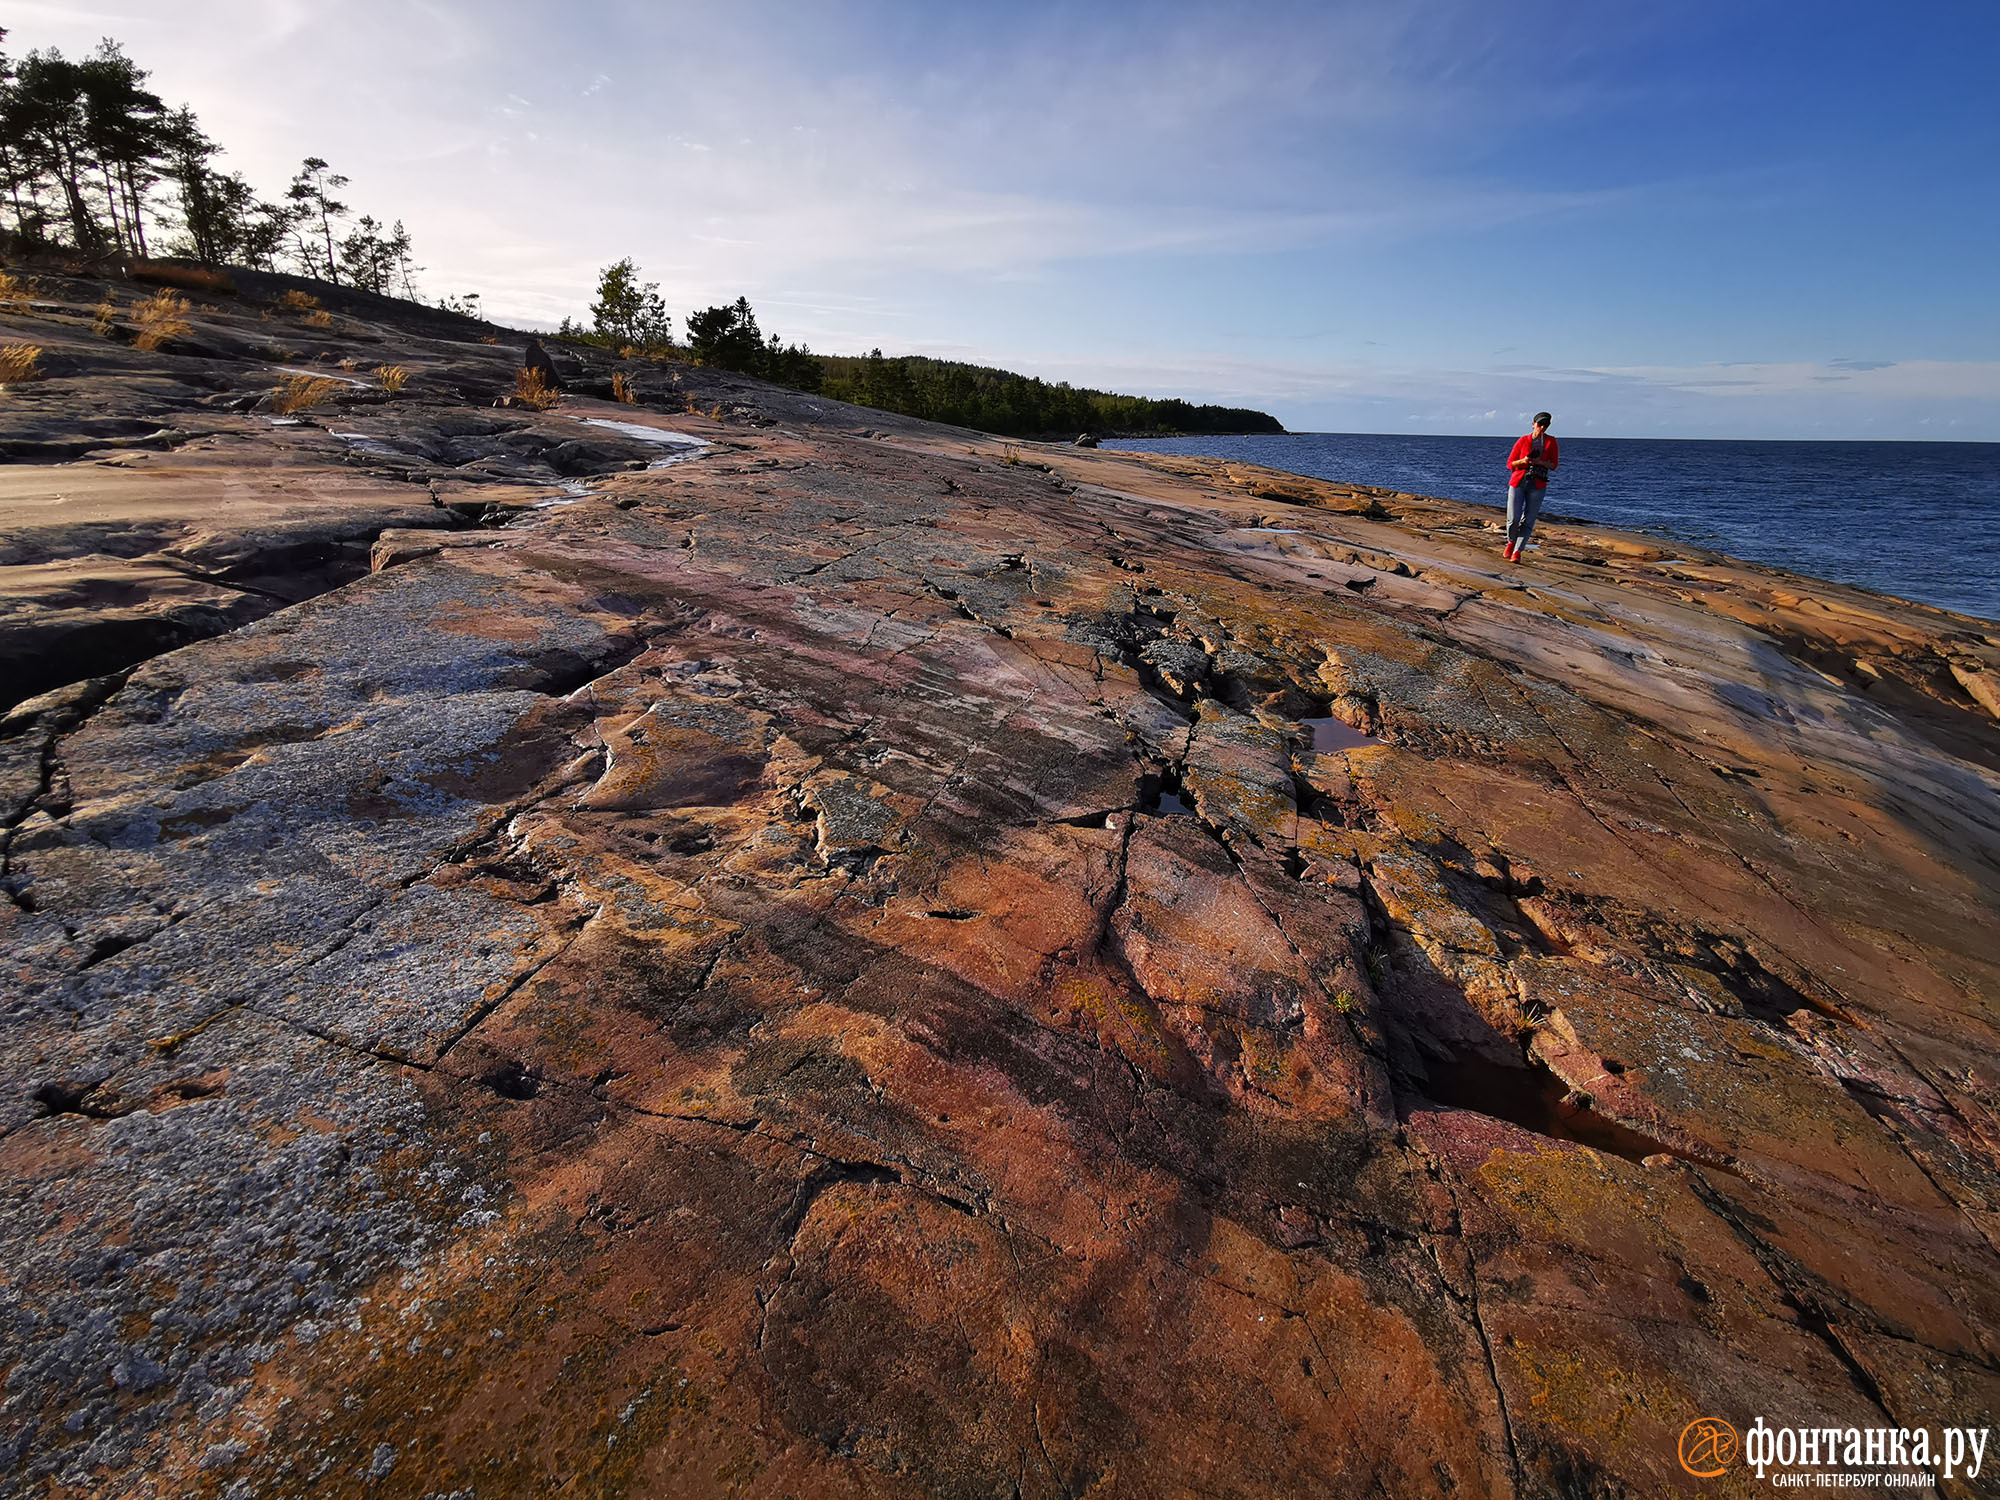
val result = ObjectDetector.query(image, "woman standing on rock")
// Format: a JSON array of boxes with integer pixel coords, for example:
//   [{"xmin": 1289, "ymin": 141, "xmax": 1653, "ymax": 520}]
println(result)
[{"xmin": 1503, "ymin": 412, "xmax": 1558, "ymax": 562}]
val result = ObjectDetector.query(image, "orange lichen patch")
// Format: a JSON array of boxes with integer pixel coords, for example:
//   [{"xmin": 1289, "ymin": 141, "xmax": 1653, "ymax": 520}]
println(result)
[
  {"xmin": 1525, "ymin": 964, "xmax": 1954, "ymax": 1209},
  {"xmin": 857, "ymin": 822, "xmax": 1119, "ymax": 1000},
  {"xmin": 1056, "ymin": 963, "xmax": 1186, "ymax": 1079},
  {"xmin": 1367, "ymin": 845, "xmax": 1502, "ymax": 960},
  {"xmin": 1440, "ymin": 1139, "xmax": 1876, "ymax": 1470},
  {"xmin": 0, "ymin": 1122, "xmax": 100, "ymax": 1182},
  {"xmin": 422, "ymin": 604, "xmax": 545, "ymax": 642},
  {"xmin": 1468, "ymin": 1141, "xmax": 1682, "ymax": 1249},
  {"xmin": 1507, "ymin": 1342, "xmax": 1681, "ymax": 1453},
  {"xmin": 1461, "ymin": 1123, "xmax": 1991, "ymax": 1416},
  {"xmin": 520, "ymin": 821, "xmax": 737, "ymax": 946},
  {"xmin": 581, "ymin": 699, "xmax": 771, "ymax": 812},
  {"xmin": 1297, "ymin": 820, "xmax": 1383, "ymax": 864}
]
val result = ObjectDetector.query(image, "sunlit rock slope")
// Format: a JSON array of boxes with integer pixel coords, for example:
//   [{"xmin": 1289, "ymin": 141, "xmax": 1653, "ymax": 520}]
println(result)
[{"xmin": 4, "ymin": 270, "xmax": 2000, "ymax": 1498}]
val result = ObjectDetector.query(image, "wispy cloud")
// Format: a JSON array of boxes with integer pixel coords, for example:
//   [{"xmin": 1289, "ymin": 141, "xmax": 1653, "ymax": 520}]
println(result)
[{"xmin": 9, "ymin": 1, "xmax": 1994, "ymax": 438}]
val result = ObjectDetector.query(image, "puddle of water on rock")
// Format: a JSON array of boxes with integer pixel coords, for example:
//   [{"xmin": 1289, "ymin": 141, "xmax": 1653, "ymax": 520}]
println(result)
[
  {"xmin": 515, "ymin": 478, "xmax": 597, "ymax": 519},
  {"xmin": 577, "ymin": 417, "xmax": 712, "ymax": 468},
  {"xmin": 269, "ymin": 364, "xmax": 372, "ymax": 388},
  {"xmin": 326, "ymin": 430, "xmax": 403, "ymax": 457},
  {"xmin": 1300, "ymin": 715, "xmax": 1381, "ymax": 752},
  {"xmin": 1419, "ymin": 1053, "xmax": 1680, "ymax": 1165},
  {"xmin": 1136, "ymin": 772, "xmax": 1195, "ymax": 817}
]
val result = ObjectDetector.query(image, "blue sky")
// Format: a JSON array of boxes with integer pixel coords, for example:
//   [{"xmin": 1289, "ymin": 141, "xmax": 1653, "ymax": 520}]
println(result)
[{"xmin": 13, "ymin": 0, "xmax": 2000, "ymax": 436}]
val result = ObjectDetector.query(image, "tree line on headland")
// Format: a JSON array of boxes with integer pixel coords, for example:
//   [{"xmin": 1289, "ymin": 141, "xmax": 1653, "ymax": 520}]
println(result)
[
  {"xmin": 0, "ymin": 28, "xmax": 1282, "ymax": 439},
  {"xmin": 566, "ymin": 263, "xmax": 1282, "ymax": 439}
]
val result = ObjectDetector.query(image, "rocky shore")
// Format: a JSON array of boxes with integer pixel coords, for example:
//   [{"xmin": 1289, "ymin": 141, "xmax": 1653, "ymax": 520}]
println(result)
[{"xmin": 4, "ymin": 272, "xmax": 2000, "ymax": 1498}]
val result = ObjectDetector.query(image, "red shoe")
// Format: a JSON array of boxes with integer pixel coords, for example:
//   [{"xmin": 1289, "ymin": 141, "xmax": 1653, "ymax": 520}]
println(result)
[{"xmin": 1509, "ymin": 547, "xmax": 1523, "ymax": 563}]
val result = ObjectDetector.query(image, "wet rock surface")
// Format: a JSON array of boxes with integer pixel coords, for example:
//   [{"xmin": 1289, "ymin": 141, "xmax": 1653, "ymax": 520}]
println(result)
[{"xmin": 4, "ymin": 275, "xmax": 2000, "ymax": 1497}]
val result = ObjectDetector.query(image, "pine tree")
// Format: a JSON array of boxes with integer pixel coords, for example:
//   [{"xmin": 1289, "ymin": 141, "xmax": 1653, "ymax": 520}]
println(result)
[
  {"xmin": 686, "ymin": 296, "xmax": 764, "ymax": 372},
  {"xmin": 589, "ymin": 259, "xmax": 671, "ymax": 350},
  {"xmin": 284, "ymin": 157, "xmax": 348, "ymax": 282}
]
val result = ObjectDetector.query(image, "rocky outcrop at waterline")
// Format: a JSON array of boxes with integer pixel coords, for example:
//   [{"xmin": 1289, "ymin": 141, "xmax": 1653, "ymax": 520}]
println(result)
[{"xmin": 4, "ymin": 270, "xmax": 2000, "ymax": 1498}]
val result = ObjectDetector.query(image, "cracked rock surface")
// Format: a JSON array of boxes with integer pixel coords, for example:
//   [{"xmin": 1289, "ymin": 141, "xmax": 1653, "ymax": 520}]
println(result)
[{"xmin": 4, "ymin": 277, "xmax": 2000, "ymax": 1497}]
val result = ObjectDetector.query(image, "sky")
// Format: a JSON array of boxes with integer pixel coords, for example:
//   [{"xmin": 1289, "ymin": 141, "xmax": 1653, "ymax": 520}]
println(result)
[{"xmin": 9, "ymin": 0, "xmax": 2000, "ymax": 438}]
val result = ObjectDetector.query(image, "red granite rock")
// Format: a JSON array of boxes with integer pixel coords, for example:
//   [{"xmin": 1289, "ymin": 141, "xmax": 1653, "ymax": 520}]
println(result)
[{"xmin": 3, "ymin": 275, "xmax": 1999, "ymax": 1497}]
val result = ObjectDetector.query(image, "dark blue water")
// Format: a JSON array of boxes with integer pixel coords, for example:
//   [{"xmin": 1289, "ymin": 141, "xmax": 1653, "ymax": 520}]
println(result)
[{"xmin": 1104, "ymin": 434, "xmax": 2000, "ymax": 623}]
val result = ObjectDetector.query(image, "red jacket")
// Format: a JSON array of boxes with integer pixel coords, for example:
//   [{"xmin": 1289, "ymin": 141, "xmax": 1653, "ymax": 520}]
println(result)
[{"xmin": 1507, "ymin": 433, "xmax": 1558, "ymax": 487}]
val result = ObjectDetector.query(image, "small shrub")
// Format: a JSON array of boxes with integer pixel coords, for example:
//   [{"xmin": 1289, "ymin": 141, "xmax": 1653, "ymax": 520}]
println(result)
[
  {"xmin": 93, "ymin": 301, "xmax": 117, "ymax": 336},
  {"xmin": 611, "ymin": 372, "xmax": 636, "ymax": 405},
  {"xmin": 271, "ymin": 372, "xmax": 342, "ymax": 414},
  {"xmin": 279, "ymin": 290, "xmax": 320, "ymax": 313},
  {"xmin": 515, "ymin": 367, "xmax": 561, "ymax": 410},
  {"xmin": 0, "ymin": 273, "xmax": 27, "ymax": 311},
  {"xmin": 0, "ymin": 343, "xmax": 44, "ymax": 383},
  {"xmin": 619, "ymin": 345, "xmax": 640, "ymax": 361},
  {"xmin": 302, "ymin": 309, "xmax": 333, "ymax": 331},
  {"xmin": 377, "ymin": 364, "xmax": 410, "ymax": 393},
  {"xmin": 133, "ymin": 291, "xmax": 192, "ymax": 352}
]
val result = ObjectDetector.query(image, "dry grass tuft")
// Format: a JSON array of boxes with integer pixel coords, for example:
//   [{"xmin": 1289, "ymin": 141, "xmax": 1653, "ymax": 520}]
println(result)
[
  {"xmin": 133, "ymin": 290, "xmax": 193, "ymax": 352},
  {"xmin": 0, "ymin": 273, "xmax": 28, "ymax": 312},
  {"xmin": 515, "ymin": 367, "xmax": 561, "ymax": 410},
  {"xmin": 337, "ymin": 358, "xmax": 359, "ymax": 370},
  {"xmin": 377, "ymin": 364, "xmax": 410, "ymax": 393},
  {"xmin": 999, "ymin": 445, "xmax": 1022, "ymax": 466},
  {"xmin": 132, "ymin": 261, "xmax": 235, "ymax": 295},
  {"xmin": 611, "ymin": 372, "xmax": 637, "ymax": 405},
  {"xmin": 271, "ymin": 372, "xmax": 343, "ymax": 415},
  {"xmin": 480, "ymin": 334, "xmax": 501, "ymax": 345},
  {"xmin": 0, "ymin": 343, "xmax": 44, "ymax": 383},
  {"xmin": 93, "ymin": 301, "xmax": 118, "ymax": 336},
  {"xmin": 302, "ymin": 309, "xmax": 334, "ymax": 331},
  {"xmin": 278, "ymin": 290, "xmax": 320, "ymax": 313}
]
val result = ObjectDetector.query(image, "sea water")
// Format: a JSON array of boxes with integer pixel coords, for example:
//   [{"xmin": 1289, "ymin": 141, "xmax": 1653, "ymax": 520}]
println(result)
[{"xmin": 1104, "ymin": 434, "xmax": 2000, "ymax": 624}]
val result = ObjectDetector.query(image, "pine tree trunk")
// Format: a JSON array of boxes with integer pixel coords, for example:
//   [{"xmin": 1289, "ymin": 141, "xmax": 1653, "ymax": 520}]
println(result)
[
  {"xmin": 98, "ymin": 161, "xmax": 129, "ymax": 256},
  {"xmin": 53, "ymin": 138, "xmax": 100, "ymax": 250},
  {"xmin": 123, "ymin": 164, "xmax": 150, "ymax": 258},
  {"xmin": 320, "ymin": 206, "xmax": 339, "ymax": 286}
]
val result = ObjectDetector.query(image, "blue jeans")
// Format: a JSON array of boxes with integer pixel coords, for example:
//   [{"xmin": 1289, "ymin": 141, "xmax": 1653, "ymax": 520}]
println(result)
[{"xmin": 1506, "ymin": 481, "xmax": 1546, "ymax": 549}]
